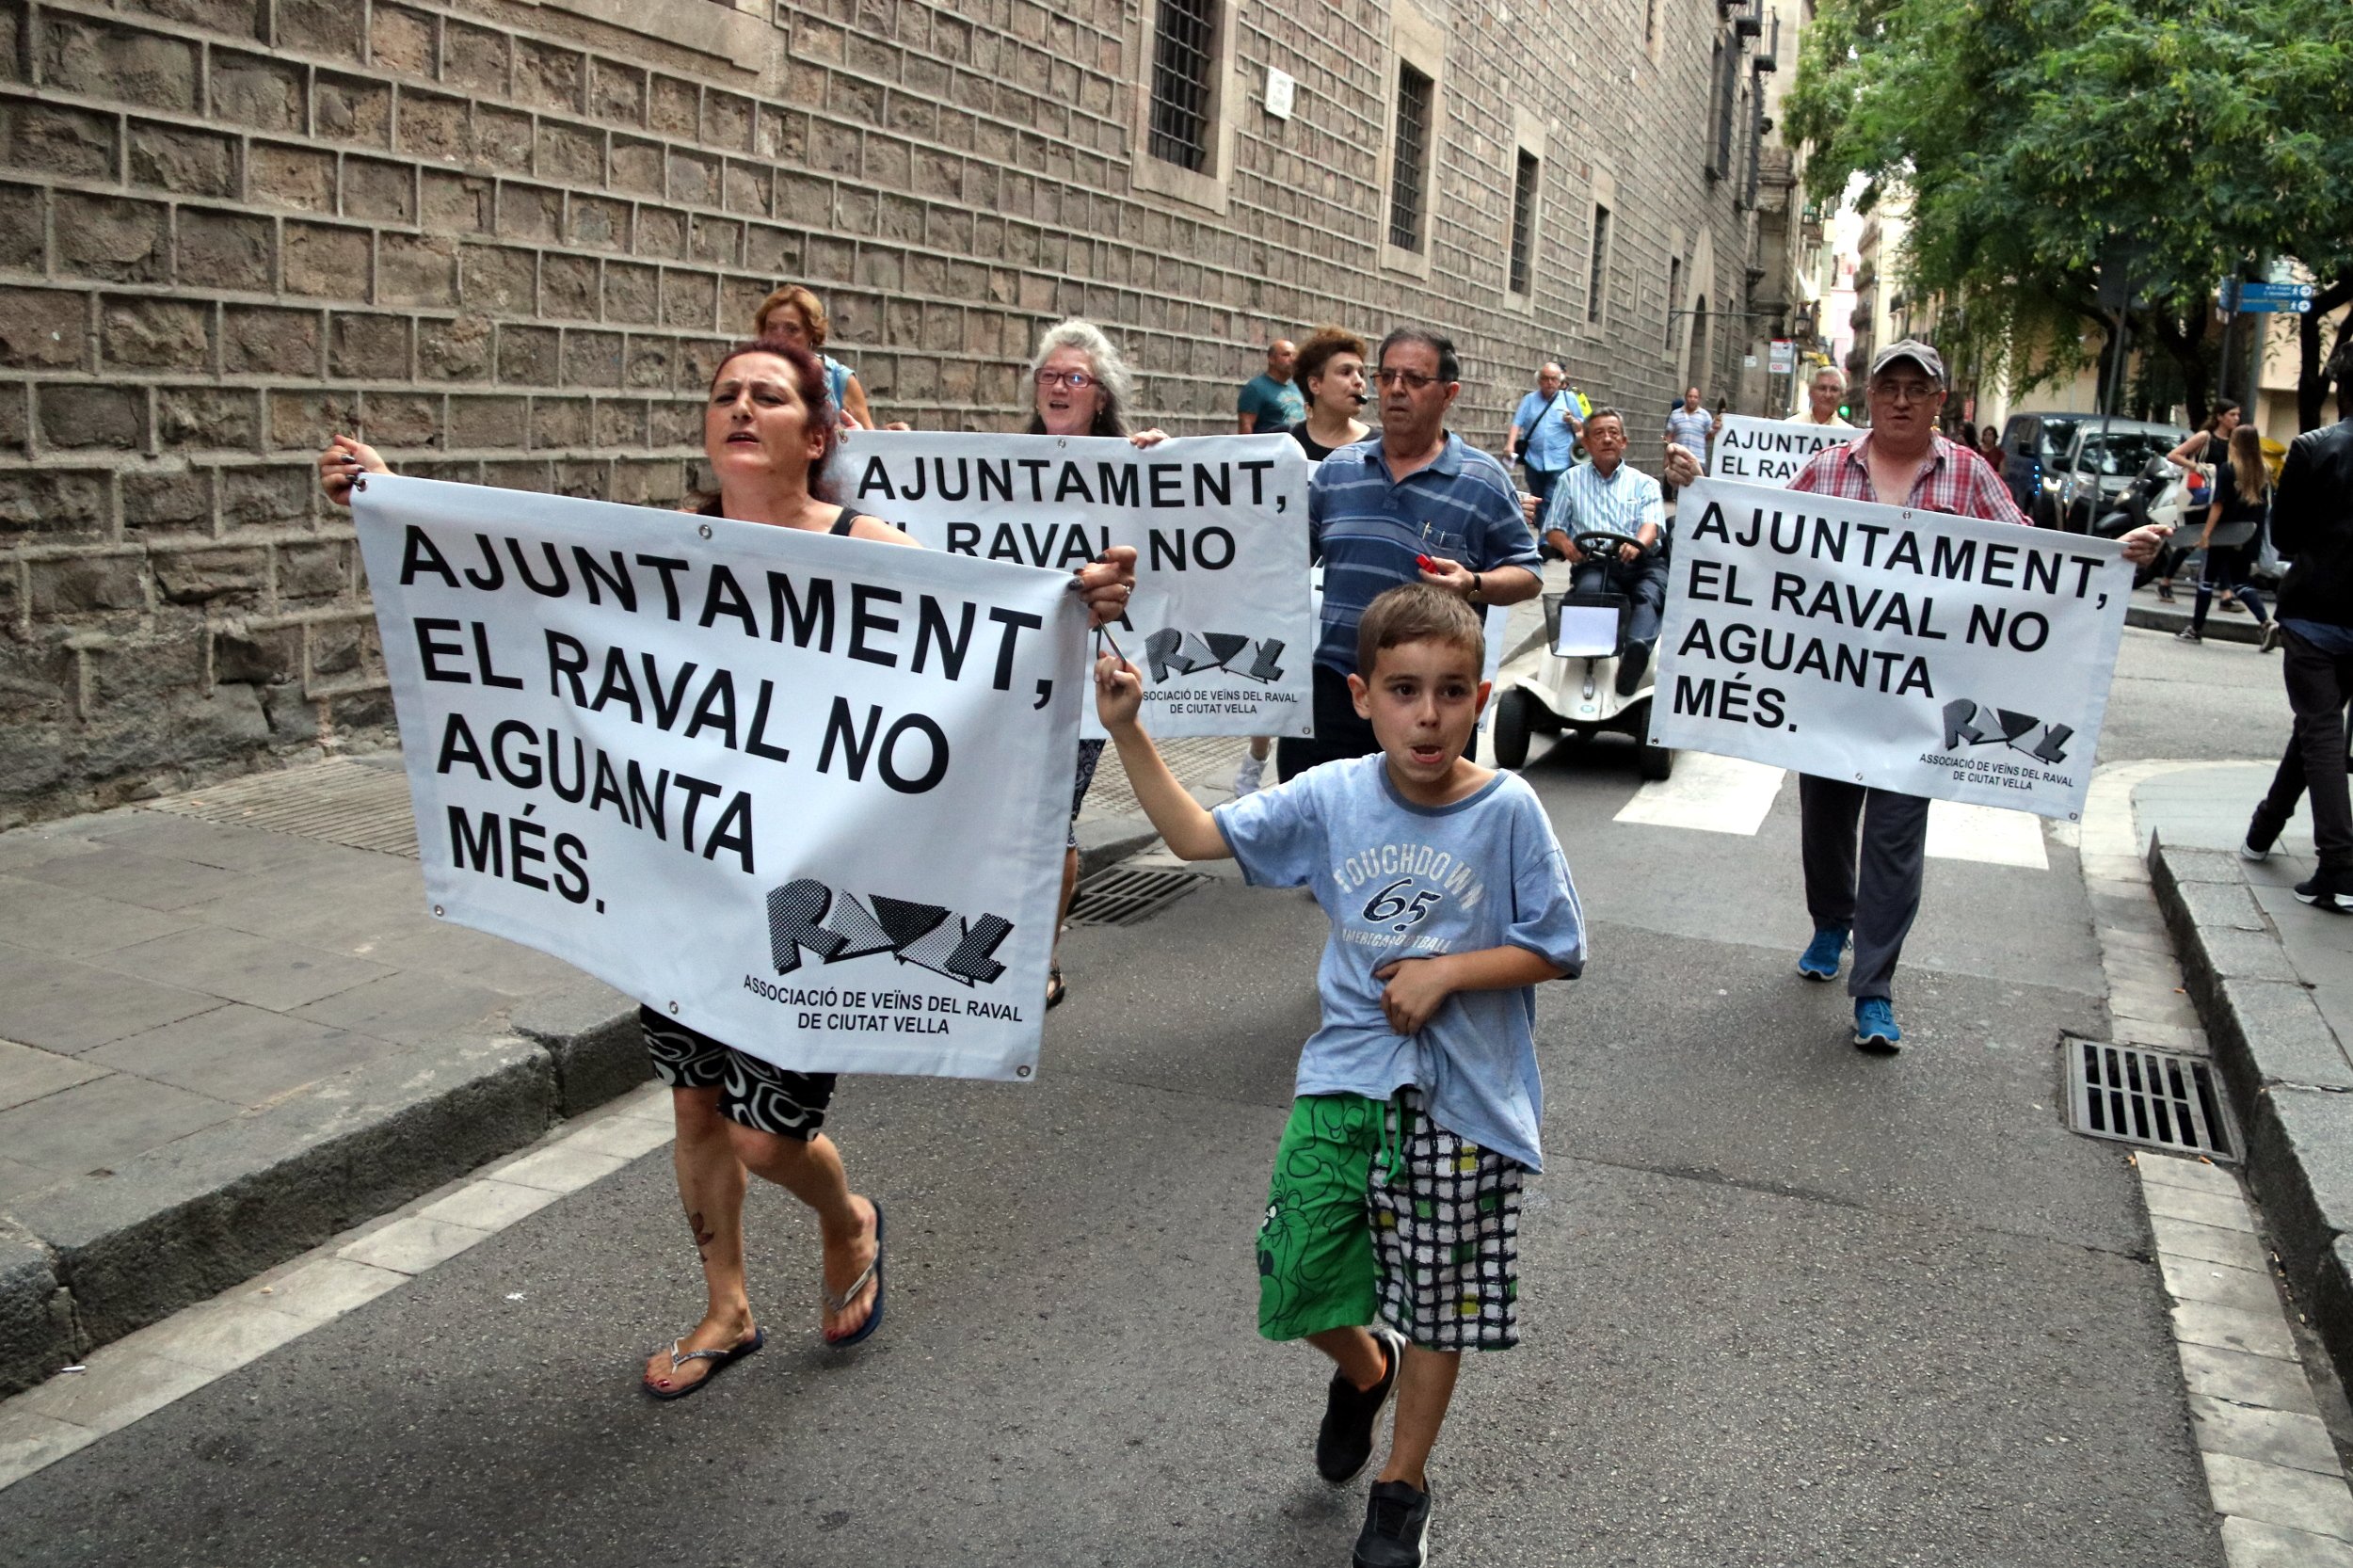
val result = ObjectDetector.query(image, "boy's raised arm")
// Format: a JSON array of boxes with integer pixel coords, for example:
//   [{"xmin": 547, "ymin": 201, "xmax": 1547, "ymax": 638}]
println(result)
[{"xmin": 1093, "ymin": 652, "xmax": 1232, "ymax": 862}]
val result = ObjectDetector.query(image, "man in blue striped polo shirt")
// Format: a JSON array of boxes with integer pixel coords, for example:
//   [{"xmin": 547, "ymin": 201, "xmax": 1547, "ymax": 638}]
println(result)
[
  {"xmin": 1539, "ymin": 407, "xmax": 1668, "ymax": 696},
  {"xmin": 1276, "ymin": 328, "xmax": 1547, "ymax": 781}
]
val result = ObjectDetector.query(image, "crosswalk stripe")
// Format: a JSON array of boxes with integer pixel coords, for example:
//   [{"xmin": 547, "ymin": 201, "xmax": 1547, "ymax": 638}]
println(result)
[
  {"xmin": 1924, "ymin": 798, "xmax": 2050, "ymax": 870},
  {"xmin": 1611, "ymin": 757, "xmax": 2050, "ymax": 868},
  {"xmin": 1612, "ymin": 753, "xmax": 1786, "ymax": 836}
]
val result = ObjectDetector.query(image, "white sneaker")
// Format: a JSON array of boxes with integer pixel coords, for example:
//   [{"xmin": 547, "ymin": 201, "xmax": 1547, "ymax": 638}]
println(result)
[
  {"xmin": 2240, "ymin": 840, "xmax": 2271, "ymax": 863},
  {"xmin": 1231, "ymin": 752, "xmax": 1265, "ymax": 796}
]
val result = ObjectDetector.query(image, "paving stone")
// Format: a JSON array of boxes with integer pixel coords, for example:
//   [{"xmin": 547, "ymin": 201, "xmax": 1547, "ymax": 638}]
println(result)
[
  {"xmin": 2204, "ymin": 929, "xmax": 2307, "ymax": 985},
  {"xmin": 0, "ymin": 831, "xmax": 104, "ymax": 875},
  {"xmin": 489, "ymin": 1140, "xmax": 631, "ymax": 1193},
  {"xmin": 2255, "ymin": 1087, "xmax": 2353, "ymax": 1280},
  {"xmin": 0, "ymin": 1073, "xmax": 236, "ymax": 1177},
  {"xmin": 2173, "ymin": 1298, "xmax": 2300, "ymax": 1362},
  {"xmin": 0, "ymin": 876, "xmax": 198, "ymax": 957},
  {"xmin": 0, "ymin": 1158, "xmax": 61, "ymax": 1205},
  {"xmin": 241, "ymin": 1256, "xmax": 408, "ymax": 1323},
  {"xmin": 2217, "ymin": 977, "xmax": 2353, "ymax": 1090},
  {"xmin": 2203, "ymin": 1451, "xmax": 2353, "ymax": 1542},
  {"xmin": 8, "ymin": 1345, "xmax": 216, "ymax": 1433},
  {"xmin": 291, "ymin": 969, "xmax": 511, "ymax": 1045},
  {"xmin": 508, "ymin": 976, "xmax": 646, "ymax": 1114},
  {"xmin": 2189, "ymin": 1394, "xmax": 2343, "ymax": 1475},
  {"xmin": 2181, "ymin": 1341, "xmax": 2323, "ymax": 1415},
  {"xmin": 84, "ymin": 1004, "xmax": 412, "ymax": 1105},
  {"xmin": 2146, "ymin": 1181, "xmax": 2257, "ymax": 1233},
  {"xmin": 2162, "ymin": 1253, "xmax": 2288, "ymax": 1316},
  {"xmin": 0, "ymin": 1037, "xmax": 109, "ymax": 1112},
  {"xmin": 112, "ymin": 1297, "xmax": 312, "ymax": 1374},
  {"xmin": 2169, "ymin": 846, "xmax": 2259, "ymax": 887},
  {"xmin": 2153, "ymin": 1213, "xmax": 2273, "ymax": 1272},
  {"xmin": 8, "ymin": 845, "xmax": 251, "ymax": 911},
  {"xmin": 365, "ymin": 922, "xmax": 594, "ymax": 995},
  {"xmin": 336, "ymin": 1213, "xmax": 493, "ymax": 1273},
  {"xmin": 90, "ymin": 925, "xmax": 395, "ymax": 1011},
  {"xmin": 2176, "ymin": 879, "xmax": 2271, "ymax": 935},
  {"xmin": 0, "ymin": 1407, "xmax": 97, "ymax": 1491},
  {"xmin": 567, "ymin": 1112, "xmax": 672, "ymax": 1160},
  {"xmin": 415, "ymin": 1176, "xmax": 563, "ymax": 1230},
  {"xmin": 2220, "ymin": 1516, "xmax": 2353, "ymax": 1568},
  {"xmin": 174, "ymin": 859, "xmax": 429, "ymax": 951},
  {"xmin": 79, "ymin": 812, "xmax": 345, "ymax": 873},
  {"xmin": 2139, "ymin": 1153, "xmax": 2240, "ymax": 1196},
  {"xmin": 0, "ymin": 1223, "xmax": 74, "ymax": 1400},
  {"xmin": 0, "ymin": 945, "xmax": 224, "ymax": 1055}
]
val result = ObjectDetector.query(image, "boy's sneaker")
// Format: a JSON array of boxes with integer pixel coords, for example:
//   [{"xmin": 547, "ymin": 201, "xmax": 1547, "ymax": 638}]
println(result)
[
  {"xmin": 1798, "ymin": 925, "xmax": 1849, "ymax": 981},
  {"xmin": 1316, "ymin": 1326, "xmax": 1403, "ymax": 1484},
  {"xmin": 1854, "ymin": 998, "xmax": 1902, "ymax": 1051},
  {"xmin": 1232, "ymin": 752, "xmax": 1266, "ymax": 797},
  {"xmin": 2296, "ymin": 871, "xmax": 2353, "ymax": 915},
  {"xmin": 1353, "ymin": 1479, "xmax": 1433, "ymax": 1568}
]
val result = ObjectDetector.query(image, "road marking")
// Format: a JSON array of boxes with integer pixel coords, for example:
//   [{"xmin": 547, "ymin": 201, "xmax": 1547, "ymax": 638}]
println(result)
[
  {"xmin": 1924, "ymin": 800, "xmax": 2049, "ymax": 870},
  {"xmin": 1613, "ymin": 753, "xmax": 1786, "ymax": 836},
  {"xmin": 1614, "ymin": 758, "xmax": 2050, "ymax": 868}
]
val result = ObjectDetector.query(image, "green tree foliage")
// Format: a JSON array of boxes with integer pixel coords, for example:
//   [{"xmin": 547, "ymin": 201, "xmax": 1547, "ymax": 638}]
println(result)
[{"xmin": 1788, "ymin": 0, "xmax": 2353, "ymax": 426}]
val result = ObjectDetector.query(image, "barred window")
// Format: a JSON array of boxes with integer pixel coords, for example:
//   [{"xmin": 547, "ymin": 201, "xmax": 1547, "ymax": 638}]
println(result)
[
  {"xmin": 1508, "ymin": 151, "xmax": 1539, "ymax": 295},
  {"xmin": 1148, "ymin": 0, "xmax": 1218, "ymax": 172},
  {"xmin": 1667, "ymin": 256, "xmax": 1682, "ymax": 349},
  {"xmin": 1387, "ymin": 65, "xmax": 1434, "ymax": 252},
  {"xmin": 1586, "ymin": 203, "xmax": 1612, "ymax": 324}
]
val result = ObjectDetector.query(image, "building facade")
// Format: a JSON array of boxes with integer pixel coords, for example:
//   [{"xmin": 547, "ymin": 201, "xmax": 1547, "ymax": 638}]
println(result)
[{"xmin": 0, "ymin": 0, "xmax": 1782, "ymax": 822}]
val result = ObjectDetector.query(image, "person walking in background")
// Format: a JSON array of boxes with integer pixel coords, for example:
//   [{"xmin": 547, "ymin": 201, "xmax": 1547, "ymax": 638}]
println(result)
[
  {"xmin": 1667, "ymin": 386, "xmax": 1718, "ymax": 479},
  {"xmin": 1023, "ymin": 319, "xmax": 1168, "ymax": 1003},
  {"xmin": 2159, "ymin": 401, "xmax": 2242, "ymax": 601},
  {"xmin": 2245, "ymin": 411, "xmax": 2353, "ymax": 913},
  {"xmin": 2178, "ymin": 423, "xmax": 2275, "ymax": 645},
  {"xmin": 1975, "ymin": 424, "xmax": 2004, "ymax": 467},
  {"xmin": 1506, "ymin": 362, "xmax": 1582, "ymax": 519},
  {"xmin": 1234, "ymin": 328, "xmax": 1374, "ymax": 797},
  {"xmin": 1239, "ymin": 338, "xmax": 1305, "ymax": 435},
  {"xmin": 753, "ymin": 285, "xmax": 882, "ymax": 431},
  {"xmin": 1800, "ymin": 365, "xmax": 1853, "ymax": 428}
]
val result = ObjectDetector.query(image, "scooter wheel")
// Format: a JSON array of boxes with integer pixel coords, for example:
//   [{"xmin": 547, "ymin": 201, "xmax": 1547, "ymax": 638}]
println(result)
[{"xmin": 1494, "ymin": 687, "xmax": 1533, "ymax": 770}]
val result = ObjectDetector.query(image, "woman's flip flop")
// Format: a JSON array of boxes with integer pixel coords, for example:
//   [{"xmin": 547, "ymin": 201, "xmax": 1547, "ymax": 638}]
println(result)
[
  {"xmin": 643, "ymin": 1327, "xmax": 764, "ymax": 1400},
  {"xmin": 823, "ymin": 1203, "xmax": 886, "ymax": 1348}
]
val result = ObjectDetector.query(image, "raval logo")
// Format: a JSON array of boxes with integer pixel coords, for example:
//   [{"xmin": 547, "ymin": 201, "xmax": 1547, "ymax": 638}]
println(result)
[
  {"xmin": 1143, "ymin": 629, "xmax": 1287, "ymax": 685},
  {"xmin": 1941, "ymin": 697, "xmax": 2073, "ymax": 765},
  {"xmin": 765, "ymin": 878, "xmax": 1015, "ymax": 985}
]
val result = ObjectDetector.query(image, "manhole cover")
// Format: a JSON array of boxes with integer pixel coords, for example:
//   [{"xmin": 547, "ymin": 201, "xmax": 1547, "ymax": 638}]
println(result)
[
  {"xmin": 1067, "ymin": 866, "xmax": 1209, "ymax": 927},
  {"xmin": 2064, "ymin": 1037, "xmax": 2237, "ymax": 1162},
  {"xmin": 145, "ymin": 758, "xmax": 422, "ymax": 857}
]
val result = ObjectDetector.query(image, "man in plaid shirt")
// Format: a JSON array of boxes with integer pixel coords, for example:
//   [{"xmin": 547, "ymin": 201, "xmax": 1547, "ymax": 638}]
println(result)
[{"xmin": 1785, "ymin": 341, "xmax": 2166, "ymax": 1052}]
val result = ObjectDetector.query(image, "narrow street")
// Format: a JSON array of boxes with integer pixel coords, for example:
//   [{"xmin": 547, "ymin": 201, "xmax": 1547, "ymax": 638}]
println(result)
[{"xmin": 0, "ymin": 619, "xmax": 2315, "ymax": 1566}]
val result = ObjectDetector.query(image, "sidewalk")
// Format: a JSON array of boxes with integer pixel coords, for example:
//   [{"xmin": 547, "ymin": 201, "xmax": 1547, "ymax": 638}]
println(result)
[
  {"xmin": 2137, "ymin": 764, "xmax": 2353, "ymax": 1385},
  {"xmin": 2124, "ymin": 578, "xmax": 2271, "ymax": 646}
]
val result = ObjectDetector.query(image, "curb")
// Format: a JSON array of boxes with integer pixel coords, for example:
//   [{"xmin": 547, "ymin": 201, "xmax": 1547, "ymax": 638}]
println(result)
[
  {"xmin": 2124, "ymin": 600, "xmax": 2264, "ymax": 646},
  {"xmin": 2148, "ymin": 830, "xmax": 2353, "ymax": 1384},
  {"xmin": 0, "ymin": 1008, "xmax": 647, "ymax": 1397}
]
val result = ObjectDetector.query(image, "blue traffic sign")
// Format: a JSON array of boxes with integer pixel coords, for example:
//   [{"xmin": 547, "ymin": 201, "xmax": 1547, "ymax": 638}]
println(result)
[{"xmin": 2217, "ymin": 279, "xmax": 2315, "ymax": 313}]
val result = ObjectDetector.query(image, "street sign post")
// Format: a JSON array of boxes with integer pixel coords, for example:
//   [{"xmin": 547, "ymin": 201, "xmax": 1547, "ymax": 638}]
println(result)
[{"xmin": 2217, "ymin": 278, "xmax": 2314, "ymax": 314}]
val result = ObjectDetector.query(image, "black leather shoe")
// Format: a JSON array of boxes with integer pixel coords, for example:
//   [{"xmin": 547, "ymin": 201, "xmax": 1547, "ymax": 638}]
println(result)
[
  {"xmin": 1615, "ymin": 640, "xmax": 1652, "ymax": 696},
  {"xmin": 2296, "ymin": 870, "xmax": 2353, "ymax": 915},
  {"xmin": 1315, "ymin": 1327, "xmax": 1402, "ymax": 1484}
]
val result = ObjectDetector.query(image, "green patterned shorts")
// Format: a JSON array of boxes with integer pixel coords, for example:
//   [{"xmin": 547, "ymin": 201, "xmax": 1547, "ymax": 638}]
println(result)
[{"xmin": 1257, "ymin": 1091, "xmax": 1525, "ymax": 1351}]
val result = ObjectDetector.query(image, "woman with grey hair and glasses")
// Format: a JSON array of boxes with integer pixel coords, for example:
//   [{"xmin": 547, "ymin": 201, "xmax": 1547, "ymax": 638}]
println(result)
[{"xmin": 1023, "ymin": 318, "xmax": 1166, "ymax": 1006}]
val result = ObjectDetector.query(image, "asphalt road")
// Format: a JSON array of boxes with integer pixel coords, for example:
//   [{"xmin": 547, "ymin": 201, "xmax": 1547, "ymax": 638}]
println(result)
[{"xmin": 0, "ymin": 622, "xmax": 2297, "ymax": 1567}]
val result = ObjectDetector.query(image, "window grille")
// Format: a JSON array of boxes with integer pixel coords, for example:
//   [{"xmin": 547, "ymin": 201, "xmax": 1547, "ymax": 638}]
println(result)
[
  {"xmin": 1587, "ymin": 204, "xmax": 1612, "ymax": 324},
  {"xmin": 1388, "ymin": 65, "xmax": 1433, "ymax": 252},
  {"xmin": 1508, "ymin": 152, "xmax": 1539, "ymax": 295},
  {"xmin": 1667, "ymin": 257, "xmax": 1682, "ymax": 348},
  {"xmin": 1710, "ymin": 38, "xmax": 1739, "ymax": 177},
  {"xmin": 1148, "ymin": 0, "xmax": 1218, "ymax": 173}
]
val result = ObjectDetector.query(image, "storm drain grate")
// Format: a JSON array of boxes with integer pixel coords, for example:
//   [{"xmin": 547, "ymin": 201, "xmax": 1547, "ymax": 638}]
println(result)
[
  {"xmin": 2064, "ymin": 1038, "xmax": 2237, "ymax": 1162},
  {"xmin": 145, "ymin": 758, "xmax": 422, "ymax": 858},
  {"xmin": 1067, "ymin": 866, "xmax": 1209, "ymax": 927}
]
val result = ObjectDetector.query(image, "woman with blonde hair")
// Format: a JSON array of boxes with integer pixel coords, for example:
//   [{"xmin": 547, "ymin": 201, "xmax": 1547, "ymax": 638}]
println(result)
[
  {"xmin": 2179, "ymin": 423, "xmax": 2276, "ymax": 645},
  {"xmin": 755, "ymin": 284, "xmax": 879, "ymax": 431}
]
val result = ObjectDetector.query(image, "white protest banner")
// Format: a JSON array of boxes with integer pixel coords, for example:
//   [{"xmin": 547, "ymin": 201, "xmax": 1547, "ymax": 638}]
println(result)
[
  {"xmin": 826, "ymin": 430, "xmax": 1313, "ymax": 740},
  {"xmin": 1709, "ymin": 415, "xmax": 1850, "ymax": 487},
  {"xmin": 1652, "ymin": 478, "xmax": 2132, "ymax": 820},
  {"xmin": 354, "ymin": 473, "xmax": 1086, "ymax": 1081}
]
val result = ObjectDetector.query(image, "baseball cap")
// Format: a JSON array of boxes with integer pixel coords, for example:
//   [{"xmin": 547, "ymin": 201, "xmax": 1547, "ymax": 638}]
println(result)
[{"xmin": 1868, "ymin": 339, "xmax": 1945, "ymax": 383}]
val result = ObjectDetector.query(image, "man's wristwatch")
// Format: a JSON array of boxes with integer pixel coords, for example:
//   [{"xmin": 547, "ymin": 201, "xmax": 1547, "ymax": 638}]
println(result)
[{"xmin": 1469, "ymin": 572, "xmax": 1483, "ymax": 603}]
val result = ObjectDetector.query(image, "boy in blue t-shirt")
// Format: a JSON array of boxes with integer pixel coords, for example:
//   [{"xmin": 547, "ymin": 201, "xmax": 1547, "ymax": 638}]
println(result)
[{"xmin": 1095, "ymin": 583, "xmax": 1584, "ymax": 1568}]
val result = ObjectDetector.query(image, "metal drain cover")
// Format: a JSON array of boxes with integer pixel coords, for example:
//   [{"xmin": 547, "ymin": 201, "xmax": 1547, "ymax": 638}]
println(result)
[
  {"xmin": 1067, "ymin": 866, "xmax": 1209, "ymax": 927},
  {"xmin": 2064, "ymin": 1037, "xmax": 2237, "ymax": 1162},
  {"xmin": 145, "ymin": 758, "xmax": 422, "ymax": 857}
]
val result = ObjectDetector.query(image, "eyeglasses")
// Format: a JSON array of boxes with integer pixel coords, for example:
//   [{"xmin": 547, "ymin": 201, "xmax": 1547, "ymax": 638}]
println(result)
[
  {"xmin": 1872, "ymin": 380, "xmax": 1940, "ymax": 405},
  {"xmin": 1034, "ymin": 369, "xmax": 1096, "ymax": 390},
  {"xmin": 1374, "ymin": 369, "xmax": 1440, "ymax": 390}
]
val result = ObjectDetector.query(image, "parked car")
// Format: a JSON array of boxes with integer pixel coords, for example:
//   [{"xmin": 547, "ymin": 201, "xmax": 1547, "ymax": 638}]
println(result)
[
  {"xmin": 1996, "ymin": 411, "xmax": 2086, "ymax": 527},
  {"xmin": 2051, "ymin": 420, "xmax": 2188, "ymax": 533}
]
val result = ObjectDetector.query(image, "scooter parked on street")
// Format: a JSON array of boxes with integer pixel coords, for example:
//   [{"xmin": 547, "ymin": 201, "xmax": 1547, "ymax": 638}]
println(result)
[{"xmin": 1489, "ymin": 529, "xmax": 1673, "ymax": 780}]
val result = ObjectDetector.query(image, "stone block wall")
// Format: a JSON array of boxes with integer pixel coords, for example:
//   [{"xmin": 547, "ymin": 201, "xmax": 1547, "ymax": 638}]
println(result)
[{"xmin": 0, "ymin": 0, "xmax": 1763, "ymax": 823}]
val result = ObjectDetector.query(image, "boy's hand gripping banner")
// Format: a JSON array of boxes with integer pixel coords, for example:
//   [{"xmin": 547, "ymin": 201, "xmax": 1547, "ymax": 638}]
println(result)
[
  {"xmin": 355, "ymin": 474, "xmax": 1085, "ymax": 1080},
  {"xmin": 827, "ymin": 430, "xmax": 1314, "ymax": 740},
  {"xmin": 1653, "ymin": 478, "xmax": 2132, "ymax": 820}
]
